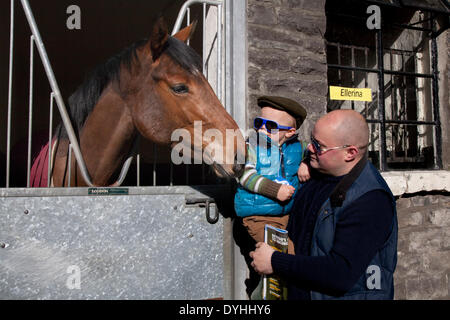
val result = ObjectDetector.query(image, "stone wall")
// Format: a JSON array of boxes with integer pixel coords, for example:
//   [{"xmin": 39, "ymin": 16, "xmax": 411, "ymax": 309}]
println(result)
[
  {"xmin": 395, "ymin": 193, "xmax": 450, "ymax": 300},
  {"xmin": 247, "ymin": 0, "xmax": 328, "ymax": 138},
  {"xmin": 386, "ymin": 23, "xmax": 450, "ymax": 300},
  {"xmin": 246, "ymin": 1, "xmax": 450, "ymax": 300}
]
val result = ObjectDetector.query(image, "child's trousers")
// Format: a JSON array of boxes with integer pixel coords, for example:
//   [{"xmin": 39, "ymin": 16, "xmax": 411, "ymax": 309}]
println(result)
[{"xmin": 242, "ymin": 215, "xmax": 294, "ymax": 254}]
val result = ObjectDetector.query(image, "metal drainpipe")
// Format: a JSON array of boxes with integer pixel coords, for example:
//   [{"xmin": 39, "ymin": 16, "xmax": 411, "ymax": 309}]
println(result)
[
  {"xmin": 377, "ymin": 24, "xmax": 387, "ymax": 171},
  {"xmin": 430, "ymin": 16, "xmax": 443, "ymax": 169}
]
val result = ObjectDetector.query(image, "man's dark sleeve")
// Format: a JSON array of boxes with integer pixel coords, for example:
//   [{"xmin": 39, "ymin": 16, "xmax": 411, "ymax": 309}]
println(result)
[{"xmin": 271, "ymin": 189, "xmax": 394, "ymax": 296}]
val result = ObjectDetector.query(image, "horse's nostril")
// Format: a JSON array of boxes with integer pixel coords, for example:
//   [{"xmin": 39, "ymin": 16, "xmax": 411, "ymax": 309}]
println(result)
[
  {"xmin": 233, "ymin": 162, "xmax": 245, "ymax": 178},
  {"xmin": 232, "ymin": 153, "xmax": 245, "ymax": 178}
]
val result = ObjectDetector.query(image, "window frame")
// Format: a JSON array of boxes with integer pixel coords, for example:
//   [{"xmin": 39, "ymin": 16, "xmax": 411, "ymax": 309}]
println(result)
[{"xmin": 325, "ymin": 3, "xmax": 444, "ymax": 171}]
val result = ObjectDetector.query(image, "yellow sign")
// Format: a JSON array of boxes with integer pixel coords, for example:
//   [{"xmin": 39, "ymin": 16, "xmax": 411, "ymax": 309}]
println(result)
[{"xmin": 329, "ymin": 86, "xmax": 372, "ymax": 102}]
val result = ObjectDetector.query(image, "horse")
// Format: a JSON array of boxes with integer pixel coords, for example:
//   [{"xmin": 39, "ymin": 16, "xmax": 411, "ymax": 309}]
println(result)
[{"xmin": 29, "ymin": 18, "xmax": 245, "ymax": 187}]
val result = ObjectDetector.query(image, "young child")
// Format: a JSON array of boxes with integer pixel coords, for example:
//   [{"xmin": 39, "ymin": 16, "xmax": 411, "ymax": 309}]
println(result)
[{"xmin": 234, "ymin": 96, "xmax": 310, "ymax": 246}]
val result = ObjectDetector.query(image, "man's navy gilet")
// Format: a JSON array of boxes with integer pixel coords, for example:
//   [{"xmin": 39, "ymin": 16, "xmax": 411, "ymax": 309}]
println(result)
[
  {"xmin": 234, "ymin": 134, "xmax": 303, "ymax": 218},
  {"xmin": 310, "ymin": 161, "xmax": 398, "ymax": 300}
]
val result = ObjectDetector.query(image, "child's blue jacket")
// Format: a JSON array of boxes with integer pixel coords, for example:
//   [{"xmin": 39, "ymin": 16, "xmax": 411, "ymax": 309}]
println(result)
[{"xmin": 234, "ymin": 133, "xmax": 304, "ymax": 217}]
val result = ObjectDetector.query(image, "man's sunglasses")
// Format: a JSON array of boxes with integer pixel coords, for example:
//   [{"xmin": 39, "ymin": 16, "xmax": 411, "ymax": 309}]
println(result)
[
  {"xmin": 254, "ymin": 117, "xmax": 293, "ymax": 133},
  {"xmin": 310, "ymin": 135, "xmax": 351, "ymax": 155}
]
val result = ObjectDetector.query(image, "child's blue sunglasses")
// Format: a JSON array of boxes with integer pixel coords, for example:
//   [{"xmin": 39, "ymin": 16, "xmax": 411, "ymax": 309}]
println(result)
[{"xmin": 253, "ymin": 117, "xmax": 293, "ymax": 133}]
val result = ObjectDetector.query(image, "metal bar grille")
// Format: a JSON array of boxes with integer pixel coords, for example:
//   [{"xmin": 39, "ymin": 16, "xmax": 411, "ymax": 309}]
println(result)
[
  {"xmin": 6, "ymin": 0, "xmax": 15, "ymax": 188},
  {"xmin": 3, "ymin": 0, "xmax": 226, "ymax": 188},
  {"xmin": 325, "ymin": 4, "xmax": 444, "ymax": 171},
  {"xmin": 15, "ymin": 0, "xmax": 95, "ymax": 187}
]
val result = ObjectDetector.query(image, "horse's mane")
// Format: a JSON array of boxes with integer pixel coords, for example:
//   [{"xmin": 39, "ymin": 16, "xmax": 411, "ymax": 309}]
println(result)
[{"xmin": 58, "ymin": 36, "xmax": 202, "ymax": 139}]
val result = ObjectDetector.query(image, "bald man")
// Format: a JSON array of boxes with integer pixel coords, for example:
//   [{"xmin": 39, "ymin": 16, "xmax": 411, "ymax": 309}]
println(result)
[{"xmin": 250, "ymin": 110, "xmax": 398, "ymax": 300}]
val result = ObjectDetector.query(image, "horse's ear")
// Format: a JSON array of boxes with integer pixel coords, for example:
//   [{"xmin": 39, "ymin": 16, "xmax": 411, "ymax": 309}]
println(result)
[
  {"xmin": 150, "ymin": 16, "xmax": 169, "ymax": 61},
  {"xmin": 173, "ymin": 20, "xmax": 197, "ymax": 43}
]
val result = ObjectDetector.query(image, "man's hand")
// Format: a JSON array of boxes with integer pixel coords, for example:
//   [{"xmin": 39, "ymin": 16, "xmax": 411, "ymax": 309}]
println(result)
[
  {"xmin": 250, "ymin": 242, "xmax": 275, "ymax": 275},
  {"xmin": 297, "ymin": 161, "xmax": 311, "ymax": 182},
  {"xmin": 277, "ymin": 184, "xmax": 295, "ymax": 202}
]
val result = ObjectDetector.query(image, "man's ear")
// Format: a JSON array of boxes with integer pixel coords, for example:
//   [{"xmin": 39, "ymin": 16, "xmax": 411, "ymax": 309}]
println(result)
[
  {"xmin": 345, "ymin": 146, "xmax": 359, "ymax": 162},
  {"xmin": 173, "ymin": 20, "xmax": 197, "ymax": 43},
  {"xmin": 150, "ymin": 16, "xmax": 169, "ymax": 61}
]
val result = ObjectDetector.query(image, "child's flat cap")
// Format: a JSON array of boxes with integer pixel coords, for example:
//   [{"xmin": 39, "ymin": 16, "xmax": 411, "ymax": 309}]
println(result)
[{"xmin": 257, "ymin": 96, "xmax": 307, "ymax": 126}]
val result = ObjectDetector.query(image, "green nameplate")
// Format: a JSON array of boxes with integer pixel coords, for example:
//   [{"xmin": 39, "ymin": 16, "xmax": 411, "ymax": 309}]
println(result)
[{"xmin": 88, "ymin": 188, "xmax": 129, "ymax": 195}]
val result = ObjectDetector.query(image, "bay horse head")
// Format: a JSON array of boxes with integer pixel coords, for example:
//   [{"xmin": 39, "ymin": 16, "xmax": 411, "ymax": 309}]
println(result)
[{"xmin": 49, "ymin": 18, "xmax": 245, "ymax": 187}]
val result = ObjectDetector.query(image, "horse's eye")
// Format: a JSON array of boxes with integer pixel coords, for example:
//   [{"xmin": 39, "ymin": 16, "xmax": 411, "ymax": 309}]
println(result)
[{"xmin": 171, "ymin": 84, "xmax": 189, "ymax": 94}]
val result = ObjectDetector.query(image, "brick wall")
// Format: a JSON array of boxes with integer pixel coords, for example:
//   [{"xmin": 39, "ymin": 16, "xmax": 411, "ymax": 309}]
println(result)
[
  {"xmin": 395, "ymin": 193, "xmax": 450, "ymax": 299},
  {"xmin": 247, "ymin": 0, "xmax": 328, "ymax": 137}
]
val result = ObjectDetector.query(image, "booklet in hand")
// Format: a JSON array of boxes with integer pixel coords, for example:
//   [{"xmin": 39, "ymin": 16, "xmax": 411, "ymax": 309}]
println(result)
[{"xmin": 262, "ymin": 224, "xmax": 288, "ymax": 300}]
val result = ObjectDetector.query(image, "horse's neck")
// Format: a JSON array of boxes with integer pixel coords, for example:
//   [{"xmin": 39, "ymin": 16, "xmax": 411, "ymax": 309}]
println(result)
[{"xmin": 79, "ymin": 84, "xmax": 136, "ymax": 186}]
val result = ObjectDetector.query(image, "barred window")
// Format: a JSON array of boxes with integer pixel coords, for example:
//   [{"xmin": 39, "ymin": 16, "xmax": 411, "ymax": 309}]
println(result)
[{"xmin": 325, "ymin": 0, "xmax": 448, "ymax": 170}]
